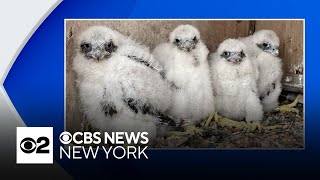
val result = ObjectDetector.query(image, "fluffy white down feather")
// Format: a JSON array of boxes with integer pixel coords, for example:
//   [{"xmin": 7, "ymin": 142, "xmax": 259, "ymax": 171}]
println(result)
[
  {"xmin": 210, "ymin": 39, "xmax": 263, "ymax": 122},
  {"xmin": 153, "ymin": 25, "xmax": 215, "ymax": 124},
  {"xmin": 73, "ymin": 26, "xmax": 172, "ymax": 139}
]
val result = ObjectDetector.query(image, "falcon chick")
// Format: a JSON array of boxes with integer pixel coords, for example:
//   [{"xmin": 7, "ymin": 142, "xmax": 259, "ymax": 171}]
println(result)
[
  {"xmin": 210, "ymin": 39, "xmax": 263, "ymax": 124},
  {"xmin": 153, "ymin": 24, "xmax": 215, "ymax": 136},
  {"xmin": 73, "ymin": 26, "xmax": 173, "ymax": 141},
  {"xmin": 241, "ymin": 30, "xmax": 284, "ymax": 112}
]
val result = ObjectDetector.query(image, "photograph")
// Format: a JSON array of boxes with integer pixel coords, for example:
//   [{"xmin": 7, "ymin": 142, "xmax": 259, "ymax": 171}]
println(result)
[
  {"xmin": 4, "ymin": 0, "xmax": 320, "ymax": 179},
  {"xmin": 65, "ymin": 20, "xmax": 304, "ymax": 149}
]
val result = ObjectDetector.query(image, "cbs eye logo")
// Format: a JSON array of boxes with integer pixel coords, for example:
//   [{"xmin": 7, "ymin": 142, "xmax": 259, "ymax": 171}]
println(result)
[
  {"xmin": 20, "ymin": 137, "xmax": 50, "ymax": 154},
  {"xmin": 59, "ymin": 132, "xmax": 72, "ymax": 144},
  {"xmin": 16, "ymin": 127, "xmax": 53, "ymax": 164}
]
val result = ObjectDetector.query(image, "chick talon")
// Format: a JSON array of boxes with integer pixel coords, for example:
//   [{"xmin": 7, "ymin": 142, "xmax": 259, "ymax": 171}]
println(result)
[
  {"xmin": 277, "ymin": 94, "xmax": 302, "ymax": 114},
  {"xmin": 277, "ymin": 106, "xmax": 300, "ymax": 114},
  {"xmin": 213, "ymin": 112, "xmax": 262, "ymax": 132},
  {"xmin": 165, "ymin": 125, "xmax": 203, "ymax": 137},
  {"xmin": 202, "ymin": 112, "xmax": 215, "ymax": 127},
  {"xmin": 248, "ymin": 121, "xmax": 262, "ymax": 132}
]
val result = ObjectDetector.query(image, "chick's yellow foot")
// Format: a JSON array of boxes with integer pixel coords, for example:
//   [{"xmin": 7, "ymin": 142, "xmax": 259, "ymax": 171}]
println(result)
[
  {"xmin": 213, "ymin": 112, "xmax": 262, "ymax": 132},
  {"xmin": 201, "ymin": 112, "xmax": 215, "ymax": 127},
  {"xmin": 244, "ymin": 121, "xmax": 263, "ymax": 132},
  {"xmin": 165, "ymin": 120, "xmax": 202, "ymax": 137},
  {"xmin": 217, "ymin": 118, "xmax": 262, "ymax": 132},
  {"xmin": 276, "ymin": 94, "xmax": 302, "ymax": 114},
  {"xmin": 278, "ymin": 106, "xmax": 299, "ymax": 114}
]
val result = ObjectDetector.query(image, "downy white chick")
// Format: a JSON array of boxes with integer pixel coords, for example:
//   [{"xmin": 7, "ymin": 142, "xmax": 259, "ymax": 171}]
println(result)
[
  {"xmin": 73, "ymin": 26, "xmax": 172, "ymax": 140},
  {"xmin": 241, "ymin": 30, "xmax": 283, "ymax": 112},
  {"xmin": 153, "ymin": 24, "xmax": 214, "ymax": 135},
  {"xmin": 210, "ymin": 39, "xmax": 263, "ymax": 122}
]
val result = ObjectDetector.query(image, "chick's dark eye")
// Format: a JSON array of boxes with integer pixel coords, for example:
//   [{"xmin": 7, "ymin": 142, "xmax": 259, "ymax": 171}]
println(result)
[
  {"xmin": 193, "ymin": 36, "xmax": 197, "ymax": 41},
  {"xmin": 263, "ymin": 43, "xmax": 269, "ymax": 47},
  {"xmin": 81, "ymin": 43, "xmax": 92, "ymax": 53},
  {"xmin": 224, "ymin": 51, "xmax": 230, "ymax": 56},
  {"xmin": 175, "ymin": 39, "xmax": 180, "ymax": 43},
  {"xmin": 105, "ymin": 41, "xmax": 116, "ymax": 53},
  {"xmin": 240, "ymin": 51, "xmax": 245, "ymax": 57}
]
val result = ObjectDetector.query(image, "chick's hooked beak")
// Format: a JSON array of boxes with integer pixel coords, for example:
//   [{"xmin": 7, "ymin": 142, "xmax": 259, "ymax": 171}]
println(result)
[
  {"xmin": 258, "ymin": 43, "xmax": 279, "ymax": 57},
  {"xmin": 92, "ymin": 48, "xmax": 102, "ymax": 60},
  {"xmin": 92, "ymin": 45, "xmax": 111, "ymax": 61},
  {"xmin": 270, "ymin": 47, "xmax": 279, "ymax": 57},
  {"xmin": 181, "ymin": 40, "xmax": 194, "ymax": 51}
]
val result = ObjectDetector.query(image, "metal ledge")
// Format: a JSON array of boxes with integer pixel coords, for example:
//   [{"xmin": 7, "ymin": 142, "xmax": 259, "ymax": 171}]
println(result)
[{"xmin": 282, "ymin": 74, "xmax": 303, "ymax": 93}]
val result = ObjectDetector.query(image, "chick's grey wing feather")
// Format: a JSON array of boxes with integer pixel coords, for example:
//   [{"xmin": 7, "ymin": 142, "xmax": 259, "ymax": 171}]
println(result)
[
  {"xmin": 126, "ymin": 55, "xmax": 166, "ymax": 79},
  {"xmin": 260, "ymin": 81, "xmax": 276, "ymax": 100},
  {"xmin": 102, "ymin": 103, "xmax": 117, "ymax": 116},
  {"xmin": 101, "ymin": 88, "xmax": 118, "ymax": 117},
  {"xmin": 123, "ymin": 97, "xmax": 175, "ymax": 126}
]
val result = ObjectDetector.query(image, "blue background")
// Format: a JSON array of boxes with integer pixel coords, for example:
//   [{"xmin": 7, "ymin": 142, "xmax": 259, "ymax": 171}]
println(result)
[{"xmin": 4, "ymin": 0, "xmax": 320, "ymax": 179}]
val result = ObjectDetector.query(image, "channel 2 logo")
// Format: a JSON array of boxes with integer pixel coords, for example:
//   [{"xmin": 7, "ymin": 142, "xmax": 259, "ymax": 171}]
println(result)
[
  {"xmin": 20, "ymin": 137, "xmax": 50, "ymax": 154},
  {"xmin": 16, "ymin": 127, "xmax": 53, "ymax": 164}
]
